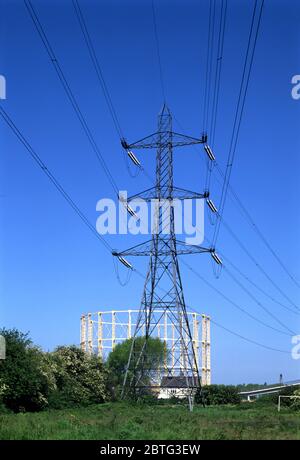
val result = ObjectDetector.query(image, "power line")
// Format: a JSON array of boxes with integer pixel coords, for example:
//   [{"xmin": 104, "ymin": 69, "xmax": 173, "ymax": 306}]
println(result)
[
  {"xmin": 111, "ymin": 0, "xmax": 278, "ymax": 328},
  {"xmin": 72, "ymin": 0, "xmax": 148, "ymax": 180},
  {"xmin": 209, "ymin": 0, "xmax": 227, "ymax": 147},
  {"xmin": 210, "ymin": 158, "xmax": 300, "ymax": 291},
  {"xmin": 204, "ymin": 224, "xmax": 300, "ymax": 316},
  {"xmin": 222, "ymin": 266, "xmax": 296, "ymax": 335},
  {"xmin": 69, "ymin": 0, "xmax": 298, "ymax": 315},
  {"xmin": 169, "ymin": 199, "xmax": 299, "ymax": 332},
  {"xmin": 24, "ymin": 0, "xmax": 119, "ymax": 196},
  {"xmin": 221, "ymin": 253, "xmax": 300, "ymax": 315},
  {"xmin": 181, "ymin": 256, "xmax": 296, "ymax": 336},
  {"xmin": 205, "ymin": 0, "xmax": 216, "ymax": 134},
  {"xmin": 72, "ymin": 0, "xmax": 124, "ymax": 140},
  {"xmin": 133, "ymin": 267, "xmax": 291, "ymax": 355},
  {"xmin": 220, "ymin": 169, "xmax": 300, "ymax": 290},
  {"xmin": 205, "ymin": 0, "xmax": 226, "ymax": 193},
  {"xmin": 208, "ymin": 318, "xmax": 290, "ymax": 355},
  {"xmin": 213, "ymin": 0, "xmax": 264, "ymax": 247},
  {"xmin": 172, "ymin": 124, "xmax": 299, "ymax": 316},
  {"xmin": 151, "ymin": 0, "xmax": 166, "ymax": 102},
  {"xmin": 164, "ymin": 119, "xmax": 300, "ymax": 315},
  {"xmin": 71, "ymin": 0, "xmax": 297, "ymax": 317},
  {"xmin": 218, "ymin": 215, "xmax": 300, "ymax": 312},
  {"xmin": 173, "ymin": 115, "xmax": 299, "ymax": 314},
  {"xmin": 71, "ymin": 0, "xmax": 293, "ymax": 359},
  {"xmin": 6, "ymin": 100, "xmax": 290, "ymax": 358},
  {"xmin": 180, "ymin": 258, "xmax": 292, "ymax": 336},
  {"xmin": 25, "ymin": 2, "xmax": 294, "ymax": 358},
  {"xmin": 0, "ymin": 106, "xmax": 113, "ymax": 253},
  {"xmin": 203, "ymin": 0, "xmax": 216, "ymax": 133},
  {"xmin": 203, "ymin": 152, "xmax": 300, "ymax": 308},
  {"xmin": 1, "ymin": 105, "xmax": 137, "ymax": 288}
]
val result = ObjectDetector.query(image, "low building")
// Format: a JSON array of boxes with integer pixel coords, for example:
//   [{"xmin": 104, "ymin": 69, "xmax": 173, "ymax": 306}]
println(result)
[{"xmin": 158, "ymin": 376, "xmax": 199, "ymax": 399}]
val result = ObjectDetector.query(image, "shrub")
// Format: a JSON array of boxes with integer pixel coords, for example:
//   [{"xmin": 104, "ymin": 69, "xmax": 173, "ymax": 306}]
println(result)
[
  {"xmin": 202, "ymin": 385, "xmax": 241, "ymax": 405},
  {"xmin": 0, "ymin": 328, "xmax": 51, "ymax": 412},
  {"xmin": 276, "ymin": 387, "xmax": 300, "ymax": 410},
  {"xmin": 47, "ymin": 346, "xmax": 109, "ymax": 409},
  {"xmin": 291, "ymin": 389, "xmax": 300, "ymax": 410},
  {"xmin": 254, "ymin": 394, "xmax": 274, "ymax": 406},
  {"xmin": 270, "ymin": 385, "xmax": 300, "ymax": 406},
  {"xmin": 0, "ymin": 329, "xmax": 110, "ymax": 412}
]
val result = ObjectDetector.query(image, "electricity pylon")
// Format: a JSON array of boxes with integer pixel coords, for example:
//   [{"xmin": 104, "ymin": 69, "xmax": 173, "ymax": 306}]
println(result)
[{"xmin": 114, "ymin": 104, "xmax": 212, "ymax": 411}]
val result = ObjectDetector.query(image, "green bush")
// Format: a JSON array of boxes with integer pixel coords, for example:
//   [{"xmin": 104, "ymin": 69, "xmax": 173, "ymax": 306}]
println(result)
[
  {"xmin": 253, "ymin": 394, "xmax": 274, "ymax": 406},
  {"xmin": 253, "ymin": 386, "xmax": 300, "ymax": 408},
  {"xmin": 202, "ymin": 385, "xmax": 241, "ymax": 405},
  {"xmin": 268, "ymin": 385, "xmax": 300, "ymax": 406},
  {"xmin": 0, "ymin": 329, "xmax": 110, "ymax": 412},
  {"xmin": 275, "ymin": 386, "xmax": 300, "ymax": 409},
  {"xmin": 0, "ymin": 329, "xmax": 51, "ymax": 412},
  {"xmin": 47, "ymin": 346, "xmax": 109, "ymax": 409},
  {"xmin": 291, "ymin": 389, "xmax": 300, "ymax": 410}
]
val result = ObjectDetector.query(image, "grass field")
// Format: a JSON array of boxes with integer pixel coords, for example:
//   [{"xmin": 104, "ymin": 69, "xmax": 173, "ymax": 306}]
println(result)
[{"xmin": 0, "ymin": 402, "xmax": 299, "ymax": 440}]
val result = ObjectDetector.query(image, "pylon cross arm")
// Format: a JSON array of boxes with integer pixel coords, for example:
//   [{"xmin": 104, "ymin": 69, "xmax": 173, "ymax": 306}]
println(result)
[
  {"xmin": 123, "ymin": 131, "xmax": 207, "ymax": 150},
  {"xmin": 127, "ymin": 186, "xmax": 209, "ymax": 203},
  {"xmin": 113, "ymin": 240, "xmax": 211, "ymax": 257}
]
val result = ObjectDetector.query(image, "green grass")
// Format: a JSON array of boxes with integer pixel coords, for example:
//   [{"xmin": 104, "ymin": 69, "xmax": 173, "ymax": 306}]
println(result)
[{"xmin": 0, "ymin": 402, "xmax": 299, "ymax": 440}]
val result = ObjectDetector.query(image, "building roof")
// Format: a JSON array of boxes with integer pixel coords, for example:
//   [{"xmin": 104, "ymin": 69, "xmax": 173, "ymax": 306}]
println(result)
[{"xmin": 160, "ymin": 376, "xmax": 199, "ymax": 388}]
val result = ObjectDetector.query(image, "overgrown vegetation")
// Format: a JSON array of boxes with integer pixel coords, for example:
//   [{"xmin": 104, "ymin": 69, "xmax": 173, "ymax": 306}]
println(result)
[
  {"xmin": 256, "ymin": 385, "xmax": 300, "ymax": 410},
  {"xmin": 0, "ymin": 402, "xmax": 299, "ymax": 440},
  {"xmin": 0, "ymin": 327, "xmax": 299, "ymax": 432},
  {"xmin": 202, "ymin": 384, "xmax": 241, "ymax": 405},
  {"xmin": 46, "ymin": 346, "xmax": 108, "ymax": 409},
  {"xmin": 0, "ymin": 329, "xmax": 50, "ymax": 412},
  {"xmin": 0, "ymin": 329, "xmax": 108, "ymax": 413},
  {"xmin": 0, "ymin": 329, "xmax": 167, "ymax": 412}
]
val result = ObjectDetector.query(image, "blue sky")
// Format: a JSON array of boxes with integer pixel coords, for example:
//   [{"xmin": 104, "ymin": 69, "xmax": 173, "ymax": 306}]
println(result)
[{"xmin": 1, "ymin": 0, "xmax": 300, "ymax": 384}]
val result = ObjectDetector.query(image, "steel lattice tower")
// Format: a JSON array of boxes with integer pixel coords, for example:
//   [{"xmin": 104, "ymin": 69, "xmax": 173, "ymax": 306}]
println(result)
[{"xmin": 115, "ymin": 104, "xmax": 211, "ymax": 410}]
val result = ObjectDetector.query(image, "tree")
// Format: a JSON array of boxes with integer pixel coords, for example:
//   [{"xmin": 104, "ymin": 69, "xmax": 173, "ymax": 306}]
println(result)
[
  {"xmin": 0, "ymin": 328, "xmax": 51, "ymax": 412},
  {"xmin": 47, "ymin": 346, "xmax": 109, "ymax": 409},
  {"xmin": 106, "ymin": 336, "xmax": 166, "ymax": 398}
]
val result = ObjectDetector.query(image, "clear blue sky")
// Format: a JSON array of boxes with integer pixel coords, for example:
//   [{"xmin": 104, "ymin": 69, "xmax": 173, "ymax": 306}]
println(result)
[{"xmin": 1, "ymin": 0, "xmax": 300, "ymax": 384}]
